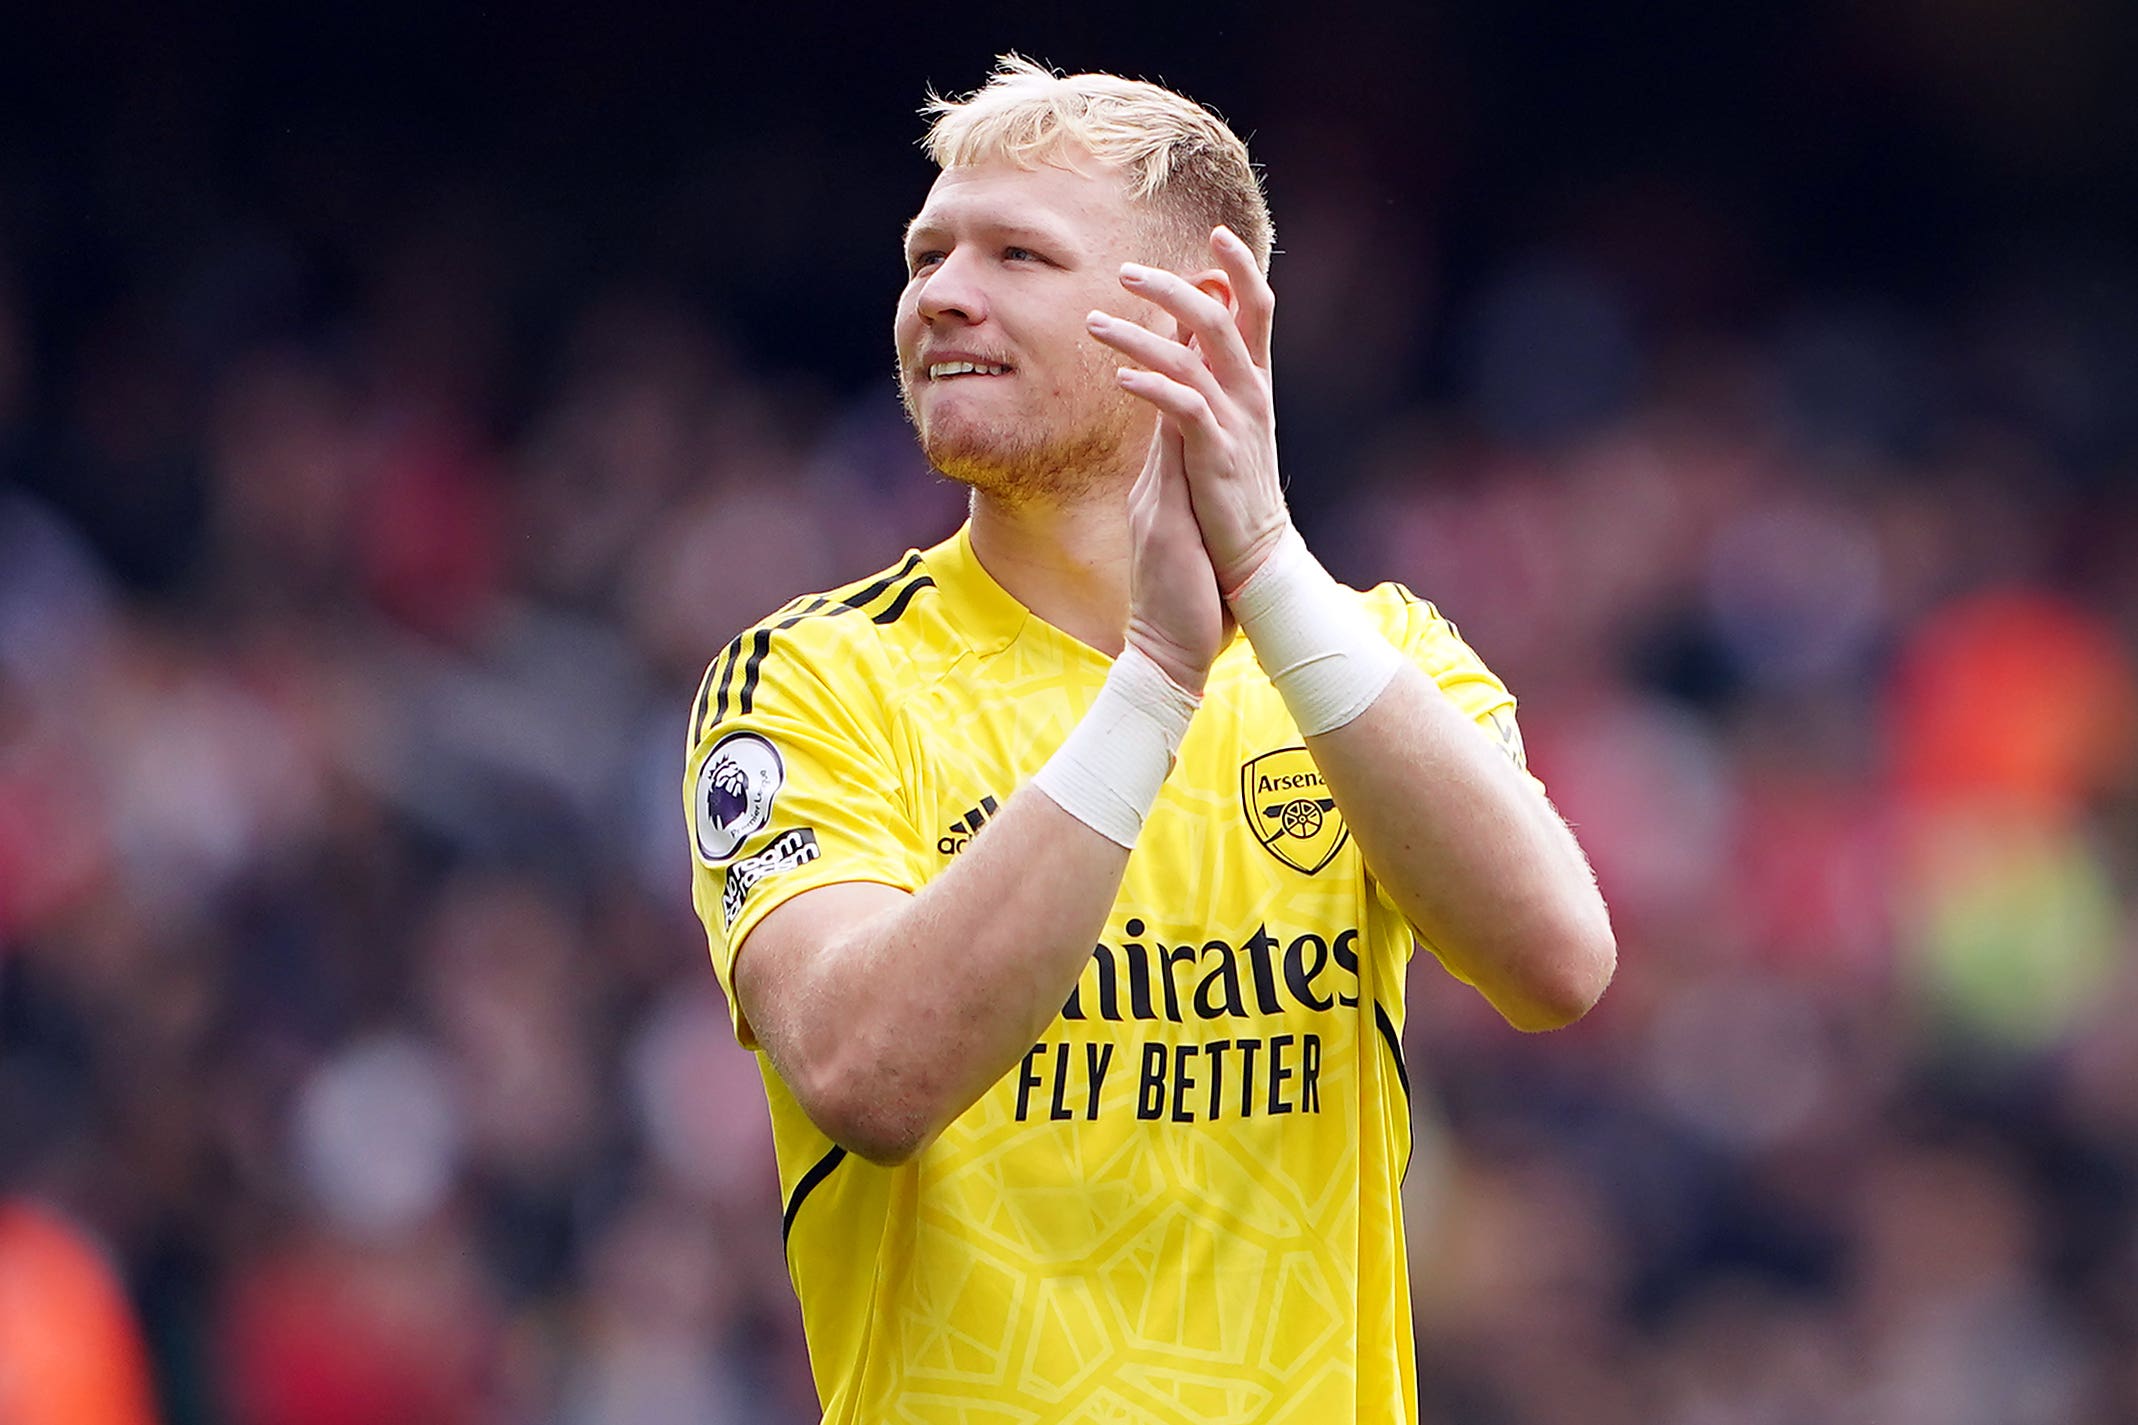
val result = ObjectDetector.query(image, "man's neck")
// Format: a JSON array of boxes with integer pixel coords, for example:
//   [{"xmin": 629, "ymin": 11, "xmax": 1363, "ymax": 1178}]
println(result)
[{"xmin": 966, "ymin": 485, "xmax": 1131, "ymax": 658}]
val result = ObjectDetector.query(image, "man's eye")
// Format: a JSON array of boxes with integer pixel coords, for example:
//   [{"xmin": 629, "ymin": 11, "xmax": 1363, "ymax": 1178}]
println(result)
[
  {"xmin": 909, "ymin": 251, "xmax": 945, "ymax": 274},
  {"xmin": 1004, "ymin": 246, "xmax": 1037, "ymax": 263}
]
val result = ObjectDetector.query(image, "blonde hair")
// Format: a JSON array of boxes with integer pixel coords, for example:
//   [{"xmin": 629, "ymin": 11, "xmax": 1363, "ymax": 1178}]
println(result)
[{"xmin": 922, "ymin": 55, "xmax": 1274, "ymax": 272}]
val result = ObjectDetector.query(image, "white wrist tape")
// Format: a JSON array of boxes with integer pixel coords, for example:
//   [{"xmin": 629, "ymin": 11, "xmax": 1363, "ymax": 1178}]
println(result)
[
  {"xmin": 1032, "ymin": 643, "xmax": 1201, "ymax": 848},
  {"xmin": 1229, "ymin": 528, "xmax": 1405, "ymax": 736}
]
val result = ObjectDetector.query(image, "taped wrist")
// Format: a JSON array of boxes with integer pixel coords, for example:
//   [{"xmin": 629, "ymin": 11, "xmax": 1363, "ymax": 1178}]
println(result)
[
  {"xmin": 1032, "ymin": 643, "xmax": 1201, "ymax": 848},
  {"xmin": 1229, "ymin": 527, "xmax": 1405, "ymax": 736}
]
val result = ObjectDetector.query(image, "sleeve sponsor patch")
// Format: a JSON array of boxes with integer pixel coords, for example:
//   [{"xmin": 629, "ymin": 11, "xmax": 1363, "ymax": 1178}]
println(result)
[
  {"xmin": 693, "ymin": 732, "xmax": 785, "ymax": 864},
  {"xmin": 721, "ymin": 828, "xmax": 821, "ymax": 930}
]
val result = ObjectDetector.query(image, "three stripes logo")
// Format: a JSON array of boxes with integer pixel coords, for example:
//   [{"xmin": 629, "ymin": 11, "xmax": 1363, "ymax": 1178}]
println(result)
[
  {"xmin": 688, "ymin": 552, "xmax": 935, "ymax": 746},
  {"xmin": 937, "ymin": 795, "xmax": 1000, "ymax": 856}
]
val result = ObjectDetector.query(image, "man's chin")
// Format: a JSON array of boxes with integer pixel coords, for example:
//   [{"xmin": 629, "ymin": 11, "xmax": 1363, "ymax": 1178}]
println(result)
[
  {"xmin": 919, "ymin": 426, "xmax": 1032, "ymax": 492},
  {"xmin": 927, "ymin": 437, "xmax": 1034, "ymax": 499},
  {"xmin": 914, "ymin": 409, "xmax": 1135, "ymax": 506}
]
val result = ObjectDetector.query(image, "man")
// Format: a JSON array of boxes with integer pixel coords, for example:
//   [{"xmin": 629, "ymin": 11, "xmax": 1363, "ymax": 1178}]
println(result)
[{"xmin": 685, "ymin": 56, "xmax": 1614, "ymax": 1424}]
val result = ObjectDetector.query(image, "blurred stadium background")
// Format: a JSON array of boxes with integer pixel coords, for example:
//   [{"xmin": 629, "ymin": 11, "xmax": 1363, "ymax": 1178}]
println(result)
[{"xmin": 4, "ymin": 3, "xmax": 2138, "ymax": 1422}]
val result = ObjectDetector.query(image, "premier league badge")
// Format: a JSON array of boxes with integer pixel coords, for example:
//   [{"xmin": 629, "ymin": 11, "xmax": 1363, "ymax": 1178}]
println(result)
[{"xmin": 693, "ymin": 732, "xmax": 785, "ymax": 864}]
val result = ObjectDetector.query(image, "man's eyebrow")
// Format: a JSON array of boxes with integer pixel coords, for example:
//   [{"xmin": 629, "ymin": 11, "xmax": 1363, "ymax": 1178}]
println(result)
[{"xmin": 902, "ymin": 215, "xmax": 1077, "ymax": 253}]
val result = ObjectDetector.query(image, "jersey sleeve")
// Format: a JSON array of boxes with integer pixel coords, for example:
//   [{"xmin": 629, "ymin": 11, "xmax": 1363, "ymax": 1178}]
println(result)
[
  {"xmin": 1375, "ymin": 583, "xmax": 1549, "ymax": 799},
  {"xmin": 684, "ymin": 630, "xmax": 927, "ymax": 1046},
  {"xmin": 1365, "ymin": 585, "xmax": 1556, "ymax": 975}
]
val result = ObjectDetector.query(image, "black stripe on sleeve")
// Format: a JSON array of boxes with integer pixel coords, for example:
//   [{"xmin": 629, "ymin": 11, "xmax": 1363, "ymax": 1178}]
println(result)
[
  {"xmin": 729, "ymin": 593, "xmax": 836, "ymax": 718},
  {"xmin": 687, "ymin": 660, "xmax": 720, "ymax": 748},
  {"xmin": 703, "ymin": 552, "xmax": 930, "ymax": 730},
  {"xmin": 781, "ymin": 1144, "xmax": 849, "ymax": 1245},
  {"xmin": 870, "ymin": 574, "xmax": 935, "ymax": 625},
  {"xmin": 839, "ymin": 551, "xmax": 924, "ymax": 611},
  {"xmin": 735, "ymin": 625, "xmax": 776, "ymax": 717},
  {"xmin": 1373, "ymin": 1002, "xmax": 1411, "ymax": 1103},
  {"xmin": 707, "ymin": 634, "xmax": 747, "ymax": 727}
]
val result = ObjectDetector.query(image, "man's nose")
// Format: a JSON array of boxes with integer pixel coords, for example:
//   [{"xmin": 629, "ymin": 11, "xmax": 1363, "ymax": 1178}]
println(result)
[{"xmin": 915, "ymin": 249, "xmax": 988, "ymax": 325}]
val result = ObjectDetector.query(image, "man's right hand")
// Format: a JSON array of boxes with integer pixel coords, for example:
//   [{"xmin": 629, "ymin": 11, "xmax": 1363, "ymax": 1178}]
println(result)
[{"xmin": 1122, "ymin": 418, "xmax": 1230, "ymax": 695}]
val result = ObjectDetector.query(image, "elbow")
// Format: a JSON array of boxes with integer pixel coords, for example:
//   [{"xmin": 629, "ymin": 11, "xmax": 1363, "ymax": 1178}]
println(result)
[
  {"xmin": 829, "ymin": 1120, "xmax": 929, "ymax": 1170},
  {"xmin": 1502, "ymin": 908, "xmax": 1617, "ymax": 1033},
  {"xmin": 796, "ymin": 1055, "xmax": 937, "ymax": 1168}
]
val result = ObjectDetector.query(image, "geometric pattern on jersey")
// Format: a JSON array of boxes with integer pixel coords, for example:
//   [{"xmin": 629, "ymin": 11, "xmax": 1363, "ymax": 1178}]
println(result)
[{"xmin": 685, "ymin": 523, "xmax": 1545, "ymax": 1425}]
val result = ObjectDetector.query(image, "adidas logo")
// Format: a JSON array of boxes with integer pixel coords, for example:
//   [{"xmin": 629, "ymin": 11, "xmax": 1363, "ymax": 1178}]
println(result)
[{"xmin": 937, "ymin": 795, "xmax": 1000, "ymax": 855}]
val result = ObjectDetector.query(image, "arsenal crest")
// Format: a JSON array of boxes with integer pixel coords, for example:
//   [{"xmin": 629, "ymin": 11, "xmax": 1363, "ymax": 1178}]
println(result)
[{"xmin": 1241, "ymin": 747, "xmax": 1348, "ymax": 875}]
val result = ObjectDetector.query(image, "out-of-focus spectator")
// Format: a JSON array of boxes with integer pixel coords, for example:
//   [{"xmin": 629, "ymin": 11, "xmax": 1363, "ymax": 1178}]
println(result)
[{"xmin": 0, "ymin": 1199, "xmax": 162, "ymax": 1425}]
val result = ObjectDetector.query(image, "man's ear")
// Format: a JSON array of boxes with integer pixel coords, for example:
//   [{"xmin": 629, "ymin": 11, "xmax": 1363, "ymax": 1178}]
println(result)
[
  {"xmin": 1175, "ymin": 268, "xmax": 1237, "ymax": 352},
  {"xmin": 1191, "ymin": 268, "xmax": 1238, "ymax": 316}
]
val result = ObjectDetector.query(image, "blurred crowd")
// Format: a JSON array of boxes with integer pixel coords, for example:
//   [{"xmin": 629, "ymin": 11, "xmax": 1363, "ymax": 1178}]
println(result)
[{"xmin": 6, "ymin": 8, "xmax": 2138, "ymax": 1425}]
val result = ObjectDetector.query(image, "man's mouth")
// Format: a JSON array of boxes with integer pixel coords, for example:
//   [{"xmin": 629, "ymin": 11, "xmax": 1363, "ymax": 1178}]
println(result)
[{"xmin": 927, "ymin": 361, "xmax": 1014, "ymax": 380}]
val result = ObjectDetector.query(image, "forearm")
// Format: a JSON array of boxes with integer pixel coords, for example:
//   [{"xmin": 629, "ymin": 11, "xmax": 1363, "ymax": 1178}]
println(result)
[
  {"xmin": 787, "ymin": 791, "xmax": 1130, "ymax": 1159},
  {"xmin": 742, "ymin": 644, "xmax": 1200, "ymax": 1162},
  {"xmin": 1307, "ymin": 667, "xmax": 1614, "ymax": 1028},
  {"xmin": 1229, "ymin": 529, "xmax": 1613, "ymax": 1030}
]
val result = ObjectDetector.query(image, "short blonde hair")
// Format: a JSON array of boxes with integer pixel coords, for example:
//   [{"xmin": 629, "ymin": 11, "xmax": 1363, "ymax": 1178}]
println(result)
[{"xmin": 922, "ymin": 55, "xmax": 1274, "ymax": 272}]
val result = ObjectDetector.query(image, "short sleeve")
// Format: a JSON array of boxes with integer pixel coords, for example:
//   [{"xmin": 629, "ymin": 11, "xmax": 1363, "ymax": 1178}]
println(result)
[
  {"xmin": 1366, "ymin": 585, "xmax": 1557, "ymax": 973},
  {"xmin": 1378, "ymin": 584, "xmax": 1550, "ymax": 801},
  {"xmin": 684, "ymin": 634, "xmax": 926, "ymax": 1046}
]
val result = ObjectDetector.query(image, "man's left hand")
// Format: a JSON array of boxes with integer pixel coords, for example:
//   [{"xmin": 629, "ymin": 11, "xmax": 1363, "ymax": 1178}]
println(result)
[{"xmin": 1087, "ymin": 226, "xmax": 1290, "ymax": 594}]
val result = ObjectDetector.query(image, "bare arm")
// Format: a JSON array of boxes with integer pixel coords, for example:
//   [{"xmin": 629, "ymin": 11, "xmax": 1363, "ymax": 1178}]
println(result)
[
  {"xmin": 734, "ymin": 792, "xmax": 1124, "ymax": 1166},
  {"xmin": 1304, "ymin": 667, "xmax": 1613, "ymax": 1029},
  {"xmin": 1092, "ymin": 229, "xmax": 1614, "ymax": 1031}
]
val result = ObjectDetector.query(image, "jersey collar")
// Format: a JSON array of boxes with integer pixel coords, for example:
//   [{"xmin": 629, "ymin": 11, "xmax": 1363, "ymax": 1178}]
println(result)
[
  {"xmin": 922, "ymin": 520, "xmax": 1251, "ymax": 674},
  {"xmin": 921, "ymin": 522, "xmax": 1037, "ymax": 656}
]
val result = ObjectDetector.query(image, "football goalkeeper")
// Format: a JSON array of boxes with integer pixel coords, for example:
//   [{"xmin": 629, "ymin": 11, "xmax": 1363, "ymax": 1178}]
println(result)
[{"xmin": 685, "ymin": 55, "xmax": 1615, "ymax": 1424}]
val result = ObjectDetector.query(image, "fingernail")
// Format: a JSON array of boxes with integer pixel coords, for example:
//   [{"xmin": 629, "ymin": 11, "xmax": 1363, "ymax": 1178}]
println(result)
[
  {"xmin": 1086, "ymin": 311, "xmax": 1111, "ymax": 329},
  {"xmin": 1120, "ymin": 263, "xmax": 1149, "ymax": 283}
]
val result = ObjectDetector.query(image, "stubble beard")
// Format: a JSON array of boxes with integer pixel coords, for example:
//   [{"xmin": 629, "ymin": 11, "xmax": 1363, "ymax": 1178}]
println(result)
[{"xmin": 898, "ymin": 352, "xmax": 1146, "ymax": 509}]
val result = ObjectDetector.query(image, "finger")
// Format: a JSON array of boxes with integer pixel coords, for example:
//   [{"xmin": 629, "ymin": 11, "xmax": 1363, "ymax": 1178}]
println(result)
[
  {"xmin": 1209, "ymin": 226, "xmax": 1275, "ymax": 371},
  {"xmin": 1115, "ymin": 367, "xmax": 1225, "ymax": 452},
  {"xmin": 1126, "ymin": 412, "xmax": 1165, "ymax": 508},
  {"xmin": 1159, "ymin": 421, "xmax": 1232, "ymax": 616},
  {"xmin": 1153, "ymin": 420, "xmax": 1192, "ymax": 516},
  {"xmin": 1127, "ymin": 441, "xmax": 1154, "ymax": 507},
  {"xmin": 1087, "ymin": 312, "xmax": 1226, "ymax": 408},
  {"xmin": 1144, "ymin": 421, "xmax": 1205, "ymax": 559},
  {"xmin": 1119, "ymin": 263, "xmax": 1261, "ymax": 393}
]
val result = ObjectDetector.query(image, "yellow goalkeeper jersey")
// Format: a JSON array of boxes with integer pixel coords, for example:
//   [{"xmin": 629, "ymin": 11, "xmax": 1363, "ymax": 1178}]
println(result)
[{"xmin": 685, "ymin": 523, "xmax": 1539, "ymax": 1425}]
